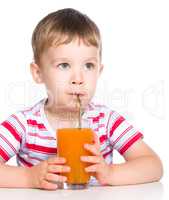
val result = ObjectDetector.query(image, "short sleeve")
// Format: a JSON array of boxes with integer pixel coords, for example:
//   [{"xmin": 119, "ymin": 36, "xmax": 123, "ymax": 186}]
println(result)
[
  {"xmin": 108, "ymin": 111, "xmax": 143, "ymax": 155},
  {"xmin": 0, "ymin": 112, "xmax": 26, "ymax": 162}
]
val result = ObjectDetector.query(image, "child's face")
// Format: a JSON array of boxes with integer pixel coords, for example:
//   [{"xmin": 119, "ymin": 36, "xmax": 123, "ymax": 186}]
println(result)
[{"xmin": 31, "ymin": 39, "xmax": 103, "ymax": 111}]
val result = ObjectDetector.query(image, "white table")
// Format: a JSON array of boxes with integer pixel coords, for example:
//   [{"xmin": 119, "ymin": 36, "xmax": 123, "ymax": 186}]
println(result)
[{"xmin": 0, "ymin": 182, "xmax": 164, "ymax": 200}]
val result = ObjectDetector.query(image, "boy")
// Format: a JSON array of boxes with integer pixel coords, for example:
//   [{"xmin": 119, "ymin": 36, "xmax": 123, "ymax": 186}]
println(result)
[{"xmin": 0, "ymin": 8, "xmax": 163, "ymax": 190}]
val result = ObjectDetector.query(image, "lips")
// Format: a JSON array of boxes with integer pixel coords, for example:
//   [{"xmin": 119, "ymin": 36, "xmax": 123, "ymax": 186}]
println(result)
[
  {"xmin": 69, "ymin": 92, "xmax": 85, "ymax": 95},
  {"xmin": 67, "ymin": 91, "xmax": 86, "ymax": 96},
  {"xmin": 67, "ymin": 92, "xmax": 88, "ymax": 102}
]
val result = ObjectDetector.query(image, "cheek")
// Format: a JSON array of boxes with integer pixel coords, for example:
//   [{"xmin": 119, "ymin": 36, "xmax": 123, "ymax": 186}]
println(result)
[
  {"xmin": 85, "ymin": 77, "xmax": 98, "ymax": 93},
  {"xmin": 44, "ymin": 71, "xmax": 69, "ymax": 89},
  {"xmin": 87, "ymin": 74, "xmax": 98, "ymax": 86}
]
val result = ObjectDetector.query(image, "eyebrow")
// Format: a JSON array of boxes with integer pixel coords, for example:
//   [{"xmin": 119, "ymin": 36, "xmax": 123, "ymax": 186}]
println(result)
[
  {"xmin": 51, "ymin": 57, "xmax": 99, "ymax": 64},
  {"xmin": 84, "ymin": 57, "xmax": 99, "ymax": 62},
  {"xmin": 51, "ymin": 58, "xmax": 69, "ymax": 64}
]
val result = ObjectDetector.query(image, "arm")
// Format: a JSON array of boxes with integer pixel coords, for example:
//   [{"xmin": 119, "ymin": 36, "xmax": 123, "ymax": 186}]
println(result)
[
  {"xmin": 81, "ymin": 136, "xmax": 163, "ymax": 186},
  {"xmin": 0, "ymin": 113, "xmax": 70, "ymax": 189},
  {"xmin": 106, "ymin": 139, "xmax": 163, "ymax": 185},
  {"xmin": 0, "ymin": 157, "xmax": 70, "ymax": 189},
  {"xmin": 0, "ymin": 161, "xmax": 32, "ymax": 188}
]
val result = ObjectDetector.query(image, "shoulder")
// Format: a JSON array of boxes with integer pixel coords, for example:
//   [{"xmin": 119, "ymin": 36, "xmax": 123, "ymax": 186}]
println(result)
[
  {"xmin": 84, "ymin": 102, "xmax": 124, "ymax": 131},
  {"xmin": 0, "ymin": 99, "xmax": 46, "ymax": 131},
  {"xmin": 86, "ymin": 101, "xmax": 121, "ymax": 121},
  {"xmin": 20, "ymin": 99, "xmax": 45, "ymax": 118}
]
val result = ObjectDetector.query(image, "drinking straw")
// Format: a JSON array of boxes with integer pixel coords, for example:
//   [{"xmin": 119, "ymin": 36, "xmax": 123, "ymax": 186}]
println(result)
[{"xmin": 77, "ymin": 95, "xmax": 82, "ymax": 129}]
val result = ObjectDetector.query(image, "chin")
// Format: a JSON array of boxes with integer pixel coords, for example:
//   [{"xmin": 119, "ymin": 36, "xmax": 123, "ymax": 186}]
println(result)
[
  {"xmin": 65, "ymin": 101, "xmax": 87, "ymax": 112},
  {"xmin": 68, "ymin": 104, "xmax": 82, "ymax": 112}
]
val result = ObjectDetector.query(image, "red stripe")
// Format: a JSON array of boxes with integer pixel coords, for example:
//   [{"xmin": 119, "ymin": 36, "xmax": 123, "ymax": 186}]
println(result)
[
  {"xmin": 92, "ymin": 113, "xmax": 105, "ymax": 123},
  {"xmin": 106, "ymin": 111, "xmax": 114, "ymax": 132},
  {"xmin": 103, "ymin": 149, "xmax": 112, "ymax": 158},
  {"xmin": 0, "ymin": 147, "xmax": 10, "ymax": 161},
  {"xmin": 0, "ymin": 133, "xmax": 17, "ymax": 153},
  {"xmin": 99, "ymin": 134, "xmax": 108, "ymax": 143},
  {"xmin": 12, "ymin": 114, "xmax": 26, "ymax": 132},
  {"xmin": 27, "ymin": 119, "xmax": 46, "ymax": 129},
  {"xmin": 119, "ymin": 132, "xmax": 143, "ymax": 154},
  {"xmin": 26, "ymin": 143, "xmax": 56, "ymax": 154},
  {"xmin": 94, "ymin": 124, "xmax": 105, "ymax": 132},
  {"xmin": 18, "ymin": 155, "xmax": 33, "ymax": 167},
  {"xmin": 93, "ymin": 116, "xmax": 100, "ymax": 123},
  {"xmin": 101, "ymin": 145, "xmax": 109, "ymax": 154},
  {"xmin": 99, "ymin": 124, "xmax": 105, "ymax": 128},
  {"xmin": 34, "ymin": 111, "xmax": 41, "ymax": 116},
  {"xmin": 101, "ymin": 145, "xmax": 112, "ymax": 158},
  {"xmin": 28, "ymin": 132, "xmax": 55, "ymax": 140},
  {"xmin": 109, "ymin": 116, "xmax": 125, "ymax": 137},
  {"xmin": 112, "ymin": 125, "xmax": 133, "ymax": 146},
  {"xmin": 1, "ymin": 121, "xmax": 21, "ymax": 142},
  {"xmin": 100, "ymin": 112, "xmax": 105, "ymax": 118},
  {"xmin": 27, "ymin": 155, "xmax": 43, "ymax": 162}
]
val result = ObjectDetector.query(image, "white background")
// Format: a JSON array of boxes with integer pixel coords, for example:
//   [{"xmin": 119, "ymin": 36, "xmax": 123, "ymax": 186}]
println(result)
[{"xmin": 0, "ymin": 0, "xmax": 168, "ymax": 198}]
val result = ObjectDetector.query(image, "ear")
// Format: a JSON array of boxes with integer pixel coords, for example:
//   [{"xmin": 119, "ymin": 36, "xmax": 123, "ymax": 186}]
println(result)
[
  {"xmin": 30, "ymin": 62, "xmax": 43, "ymax": 84},
  {"xmin": 98, "ymin": 64, "xmax": 104, "ymax": 76}
]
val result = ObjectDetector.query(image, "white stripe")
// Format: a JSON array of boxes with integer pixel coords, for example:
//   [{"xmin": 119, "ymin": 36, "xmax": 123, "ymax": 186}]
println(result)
[
  {"xmin": 107, "ymin": 111, "xmax": 120, "ymax": 135},
  {"xmin": 0, "ymin": 126, "xmax": 20, "ymax": 151},
  {"xmin": 27, "ymin": 133, "xmax": 56, "ymax": 148},
  {"xmin": 112, "ymin": 120, "xmax": 130, "ymax": 141},
  {"xmin": 114, "ymin": 128, "xmax": 138, "ymax": 150}
]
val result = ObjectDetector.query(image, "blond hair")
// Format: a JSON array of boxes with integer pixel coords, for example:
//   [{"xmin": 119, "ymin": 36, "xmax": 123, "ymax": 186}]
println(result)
[{"xmin": 32, "ymin": 8, "xmax": 102, "ymax": 64}]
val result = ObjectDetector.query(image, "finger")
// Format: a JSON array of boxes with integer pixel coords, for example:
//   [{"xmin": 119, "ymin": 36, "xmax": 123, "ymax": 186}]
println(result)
[
  {"xmin": 93, "ymin": 132, "xmax": 100, "ymax": 146},
  {"xmin": 45, "ymin": 173, "xmax": 67, "ymax": 183},
  {"xmin": 41, "ymin": 179, "xmax": 58, "ymax": 190},
  {"xmin": 81, "ymin": 155, "xmax": 101, "ymax": 164},
  {"xmin": 47, "ymin": 156, "xmax": 66, "ymax": 165},
  {"xmin": 85, "ymin": 164, "xmax": 99, "ymax": 172},
  {"xmin": 48, "ymin": 165, "xmax": 71, "ymax": 173},
  {"xmin": 84, "ymin": 143, "xmax": 100, "ymax": 156}
]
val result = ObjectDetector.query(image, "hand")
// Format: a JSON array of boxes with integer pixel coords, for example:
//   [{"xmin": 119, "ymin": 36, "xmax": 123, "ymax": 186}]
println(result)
[
  {"xmin": 81, "ymin": 133, "xmax": 112, "ymax": 185},
  {"xmin": 29, "ymin": 156, "xmax": 70, "ymax": 190}
]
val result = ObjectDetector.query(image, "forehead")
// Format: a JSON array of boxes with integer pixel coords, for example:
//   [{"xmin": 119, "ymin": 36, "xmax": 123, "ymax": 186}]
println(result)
[{"xmin": 42, "ymin": 39, "xmax": 100, "ymax": 62}]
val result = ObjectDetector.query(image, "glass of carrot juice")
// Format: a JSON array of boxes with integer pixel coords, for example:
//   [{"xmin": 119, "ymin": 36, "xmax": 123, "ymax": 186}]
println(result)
[{"xmin": 57, "ymin": 119, "xmax": 94, "ymax": 189}]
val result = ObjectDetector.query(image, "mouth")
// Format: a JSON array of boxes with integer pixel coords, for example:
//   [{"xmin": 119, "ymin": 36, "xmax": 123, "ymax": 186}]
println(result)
[
  {"xmin": 67, "ymin": 92, "xmax": 86, "ymax": 97},
  {"xmin": 66, "ymin": 92, "xmax": 89, "ymax": 109}
]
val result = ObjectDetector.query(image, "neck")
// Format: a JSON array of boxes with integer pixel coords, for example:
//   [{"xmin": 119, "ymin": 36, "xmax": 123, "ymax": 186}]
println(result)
[{"xmin": 44, "ymin": 99, "xmax": 84, "ymax": 121}]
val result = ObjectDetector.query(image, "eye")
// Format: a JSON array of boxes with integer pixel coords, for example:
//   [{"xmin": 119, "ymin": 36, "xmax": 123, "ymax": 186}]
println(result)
[
  {"xmin": 57, "ymin": 63, "xmax": 70, "ymax": 70},
  {"xmin": 84, "ymin": 63, "xmax": 95, "ymax": 70}
]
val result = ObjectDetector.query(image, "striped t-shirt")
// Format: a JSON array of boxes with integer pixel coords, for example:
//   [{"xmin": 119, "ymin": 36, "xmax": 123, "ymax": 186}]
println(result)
[{"xmin": 0, "ymin": 98, "xmax": 143, "ymax": 167}]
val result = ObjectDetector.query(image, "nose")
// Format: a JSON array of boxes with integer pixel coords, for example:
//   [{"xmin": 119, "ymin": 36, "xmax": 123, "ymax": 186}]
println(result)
[{"xmin": 71, "ymin": 69, "xmax": 84, "ymax": 85}]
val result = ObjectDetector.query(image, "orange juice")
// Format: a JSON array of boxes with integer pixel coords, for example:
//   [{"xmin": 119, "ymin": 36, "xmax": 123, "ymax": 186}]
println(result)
[{"xmin": 57, "ymin": 128, "xmax": 93, "ymax": 184}]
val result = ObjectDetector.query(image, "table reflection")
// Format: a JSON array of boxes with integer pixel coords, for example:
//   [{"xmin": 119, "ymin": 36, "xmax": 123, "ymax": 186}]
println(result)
[{"xmin": 0, "ymin": 182, "xmax": 164, "ymax": 200}]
